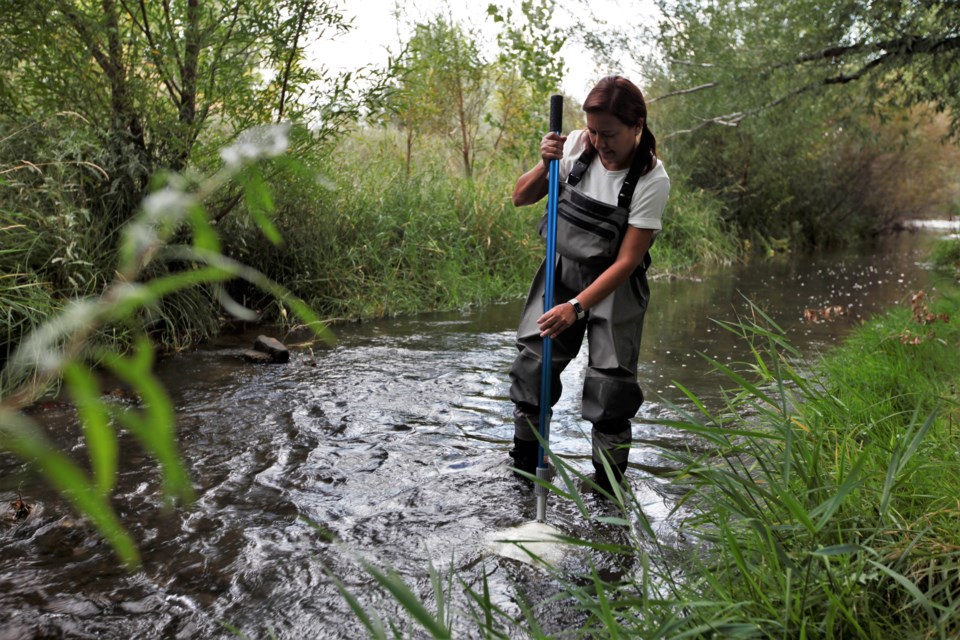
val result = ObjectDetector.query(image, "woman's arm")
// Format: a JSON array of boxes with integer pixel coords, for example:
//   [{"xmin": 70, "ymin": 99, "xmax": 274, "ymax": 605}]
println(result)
[
  {"xmin": 512, "ymin": 132, "xmax": 567, "ymax": 207},
  {"xmin": 536, "ymin": 225, "xmax": 654, "ymax": 338}
]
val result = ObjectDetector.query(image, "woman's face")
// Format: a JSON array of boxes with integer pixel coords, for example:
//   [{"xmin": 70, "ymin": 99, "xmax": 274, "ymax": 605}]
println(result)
[{"xmin": 585, "ymin": 111, "xmax": 641, "ymax": 171}]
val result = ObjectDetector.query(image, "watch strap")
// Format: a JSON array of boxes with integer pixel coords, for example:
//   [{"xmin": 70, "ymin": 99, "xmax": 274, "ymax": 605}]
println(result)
[{"xmin": 569, "ymin": 298, "xmax": 585, "ymax": 320}]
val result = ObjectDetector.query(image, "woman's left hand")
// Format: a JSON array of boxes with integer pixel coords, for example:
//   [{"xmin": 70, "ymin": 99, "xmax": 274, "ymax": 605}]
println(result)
[{"xmin": 537, "ymin": 303, "xmax": 578, "ymax": 338}]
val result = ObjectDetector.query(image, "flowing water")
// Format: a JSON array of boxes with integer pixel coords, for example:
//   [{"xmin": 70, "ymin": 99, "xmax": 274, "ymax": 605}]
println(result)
[{"xmin": 0, "ymin": 230, "xmax": 951, "ymax": 639}]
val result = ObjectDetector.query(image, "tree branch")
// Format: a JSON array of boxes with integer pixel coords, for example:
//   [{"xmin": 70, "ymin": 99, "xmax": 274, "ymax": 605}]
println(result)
[
  {"xmin": 823, "ymin": 51, "xmax": 892, "ymax": 84},
  {"xmin": 277, "ymin": 0, "xmax": 311, "ymax": 123},
  {"xmin": 116, "ymin": 0, "xmax": 181, "ymax": 103},
  {"xmin": 662, "ymin": 80, "xmax": 820, "ymax": 139},
  {"xmin": 200, "ymin": 2, "xmax": 243, "ymax": 126},
  {"xmin": 663, "ymin": 33, "xmax": 960, "ymax": 139},
  {"xmin": 160, "ymin": 0, "xmax": 184, "ymax": 73},
  {"xmin": 649, "ymin": 82, "xmax": 717, "ymax": 104},
  {"xmin": 782, "ymin": 34, "xmax": 960, "ymax": 68}
]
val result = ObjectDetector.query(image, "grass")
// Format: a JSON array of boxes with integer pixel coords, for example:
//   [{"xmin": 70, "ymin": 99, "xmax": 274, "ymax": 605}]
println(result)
[
  {"xmin": 658, "ymin": 292, "xmax": 960, "ymax": 637},
  {"xmin": 651, "ymin": 177, "xmax": 738, "ymax": 273},
  {"xmin": 930, "ymin": 236, "xmax": 960, "ymax": 275},
  {"xmin": 330, "ymin": 288, "xmax": 960, "ymax": 638},
  {"xmin": 219, "ymin": 131, "xmax": 738, "ymax": 325}
]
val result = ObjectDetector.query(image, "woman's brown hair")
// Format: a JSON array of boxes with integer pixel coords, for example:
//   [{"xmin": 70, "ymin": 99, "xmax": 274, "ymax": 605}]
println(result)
[{"xmin": 583, "ymin": 76, "xmax": 657, "ymax": 175}]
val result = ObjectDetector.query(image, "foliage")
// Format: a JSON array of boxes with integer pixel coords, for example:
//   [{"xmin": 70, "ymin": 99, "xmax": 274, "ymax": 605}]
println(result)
[
  {"xmin": 0, "ymin": 0, "xmax": 370, "ymax": 356},
  {"xmin": 0, "ymin": 0, "xmax": 360, "ymax": 243},
  {"xmin": 486, "ymin": 0, "xmax": 568, "ymax": 159},
  {"xmin": 930, "ymin": 236, "xmax": 960, "ymax": 274},
  {"xmin": 0, "ymin": 126, "xmax": 331, "ymax": 567},
  {"xmin": 652, "ymin": 0, "xmax": 960, "ymax": 135},
  {"xmin": 0, "ymin": 114, "xmax": 207, "ymax": 359},
  {"xmin": 649, "ymin": 173, "xmax": 737, "ymax": 271},
  {"xmin": 661, "ymin": 297, "xmax": 960, "ymax": 637},
  {"xmin": 220, "ymin": 128, "xmax": 542, "ymax": 320},
  {"xmin": 638, "ymin": 0, "xmax": 960, "ymax": 249},
  {"xmin": 378, "ymin": 15, "xmax": 488, "ymax": 177},
  {"xmin": 376, "ymin": 2, "xmax": 577, "ymax": 177}
]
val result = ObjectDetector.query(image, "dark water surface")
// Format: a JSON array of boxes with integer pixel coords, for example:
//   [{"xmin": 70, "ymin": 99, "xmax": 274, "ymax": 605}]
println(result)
[{"xmin": 0, "ymin": 231, "xmax": 947, "ymax": 638}]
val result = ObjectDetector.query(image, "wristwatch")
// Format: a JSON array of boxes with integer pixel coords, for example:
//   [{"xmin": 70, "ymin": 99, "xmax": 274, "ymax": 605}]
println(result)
[{"xmin": 568, "ymin": 298, "xmax": 585, "ymax": 320}]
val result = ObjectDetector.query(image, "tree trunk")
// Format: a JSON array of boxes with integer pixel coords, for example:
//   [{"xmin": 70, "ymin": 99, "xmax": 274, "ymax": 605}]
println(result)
[
  {"xmin": 277, "ymin": 0, "xmax": 310, "ymax": 122},
  {"xmin": 174, "ymin": 0, "xmax": 200, "ymax": 171},
  {"xmin": 455, "ymin": 76, "xmax": 472, "ymax": 178}
]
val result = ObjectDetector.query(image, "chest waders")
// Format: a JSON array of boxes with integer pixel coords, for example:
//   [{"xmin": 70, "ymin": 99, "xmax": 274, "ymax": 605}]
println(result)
[{"xmin": 508, "ymin": 138, "xmax": 653, "ymax": 492}]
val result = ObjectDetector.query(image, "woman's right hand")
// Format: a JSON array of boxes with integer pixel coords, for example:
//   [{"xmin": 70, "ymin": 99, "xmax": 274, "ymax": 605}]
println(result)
[
  {"xmin": 540, "ymin": 132, "xmax": 567, "ymax": 165},
  {"xmin": 512, "ymin": 131, "xmax": 567, "ymax": 207}
]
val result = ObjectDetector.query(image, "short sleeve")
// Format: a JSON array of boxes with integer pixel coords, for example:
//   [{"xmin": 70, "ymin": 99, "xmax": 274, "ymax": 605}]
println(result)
[
  {"xmin": 558, "ymin": 130, "xmax": 588, "ymax": 182},
  {"xmin": 628, "ymin": 170, "xmax": 670, "ymax": 230}
]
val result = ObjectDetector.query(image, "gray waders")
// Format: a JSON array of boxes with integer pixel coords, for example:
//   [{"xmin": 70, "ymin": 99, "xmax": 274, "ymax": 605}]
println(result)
[{"xmin": 509, "ymin": 145, "xmax": 653, "ymax": 488}]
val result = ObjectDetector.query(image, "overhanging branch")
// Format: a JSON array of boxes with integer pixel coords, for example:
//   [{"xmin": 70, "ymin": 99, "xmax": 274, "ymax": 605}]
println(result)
[
  {"xmin": 779, "ymin": 33, "xmax": 960, "ymax": 68},
  {"xmin": 649, "ymin": 82, "xmax": 717, "ymax": 104},
  {"xmin": 663, "ymin": 32, "xmax": 960, "ymax": 138}
]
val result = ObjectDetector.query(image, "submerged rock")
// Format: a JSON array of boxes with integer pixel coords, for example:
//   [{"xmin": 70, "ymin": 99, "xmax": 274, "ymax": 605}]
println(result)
[
  {"xmin": 240, "ymin": 350, "xmax": 273, "ymax": 364},
  {"xmin": 253, "ymin": 335, "xmax": 289, "ymax": 364}
]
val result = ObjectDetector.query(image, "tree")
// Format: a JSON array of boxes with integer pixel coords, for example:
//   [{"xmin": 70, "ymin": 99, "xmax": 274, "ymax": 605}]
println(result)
[
  {"xmin": 651, "ymin": 0, "xmax": 960, "ymax": 135},
  {"xmin": 381, "ymin": 15, "xmax": 487, "ymax": 177},
  {"xmin": 626, "ymin": 0, "xmax": 960, "ymax": 247},
  {"xmin": 486, "ymin": 0, "xmax": 568, "ymax": 159},
  {"xmin": 0, "ymin": 0, "xmax": 354, "ymax": 225}
]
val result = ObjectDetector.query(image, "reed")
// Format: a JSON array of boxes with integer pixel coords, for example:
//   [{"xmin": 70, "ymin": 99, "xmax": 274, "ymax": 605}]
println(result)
[{"xmin": 650, "ymin": 177, "xmax": 738, "ymax": 273}]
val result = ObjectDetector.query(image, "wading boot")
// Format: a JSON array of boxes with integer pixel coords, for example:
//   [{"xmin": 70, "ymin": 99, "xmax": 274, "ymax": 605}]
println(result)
[
  {"xmin": 508, "ymin": 437, "xmax": 539, "ymax": 480},
  {"xmin": 592, "ymin": 459, "xmax": 629, "ymax": 497}
]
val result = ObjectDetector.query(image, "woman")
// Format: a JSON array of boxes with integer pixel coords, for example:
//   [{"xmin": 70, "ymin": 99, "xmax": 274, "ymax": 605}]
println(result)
[{"xmin": 508, "ymin": 76, "xmax": 670, "ymax": 491}]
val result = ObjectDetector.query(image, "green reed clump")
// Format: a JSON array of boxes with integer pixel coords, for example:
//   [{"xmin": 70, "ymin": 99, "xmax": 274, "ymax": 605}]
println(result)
[
  {"xmin": 657, "ymin": 293, "xmax": 960, "ymax": 638},
  {"xmin": 0, "ymin": 116, "xmax": 229, "ymax": 362},
  {"xmin": 0, "ymin": 211, "xmax": 57, "ymax": 367},
  {"xmin": 930, "ymin": 236, "xmax": 960, "ymax": 275}
]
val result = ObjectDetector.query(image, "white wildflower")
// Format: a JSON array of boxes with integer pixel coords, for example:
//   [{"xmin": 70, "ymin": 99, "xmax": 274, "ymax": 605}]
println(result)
[{"xmin": 220, "ymin": 123, "xmax": 291, "ymax": 168}]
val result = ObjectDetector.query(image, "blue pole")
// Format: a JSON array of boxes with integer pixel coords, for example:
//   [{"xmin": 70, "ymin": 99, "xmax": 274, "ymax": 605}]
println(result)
[{"xmin": 536, "ymin": 94, "xmax": 563, "ymax": 523}]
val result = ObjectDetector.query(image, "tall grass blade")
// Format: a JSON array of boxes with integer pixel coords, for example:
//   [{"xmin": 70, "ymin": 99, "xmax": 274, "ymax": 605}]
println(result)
[
  {"xmin": 0, "ymin": 408, "xmax": 140, "ymax": 567},
  {"xmin": 811, "ymin": 451, "xmax": 867, "ymax": 531},
  {"xmin": 325, "ymin": 569, "xmax": 387, "ymax": 639},
  {"xmin": 63, "ymin": 361, "xmax": 116, "ymax": 495},
  {"xmin": 356, "ymin": 558, "xmax": 452, "ymax": 639},
  {"xmin": 866, "ymin": 559, "xmax": 943, "ymax": 618}
]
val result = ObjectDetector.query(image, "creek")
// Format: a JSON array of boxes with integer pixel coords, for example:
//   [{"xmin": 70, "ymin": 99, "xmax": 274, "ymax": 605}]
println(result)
[{"xmin": 0, "ymin": 229, "xmax": 951, "ymax": 639}]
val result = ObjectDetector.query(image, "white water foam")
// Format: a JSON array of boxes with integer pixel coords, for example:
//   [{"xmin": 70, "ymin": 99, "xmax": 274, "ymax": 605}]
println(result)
[{"xmin": 484, "ymin": 521, "xmax": 570, "ymax": 568}]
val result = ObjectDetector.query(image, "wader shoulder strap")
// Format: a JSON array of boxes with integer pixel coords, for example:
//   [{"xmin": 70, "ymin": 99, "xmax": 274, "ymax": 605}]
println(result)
[
  {"xmin": 621, "ymin": 151, "xmax": 656, "ymax": 273},
  {"xmin": 619, "ymin": 149, "xmax": 656, "ymax": 274},
  {"xmin": 618, "ymin": 149, "xmax": 654, "ymax": 209},
  {"xmin": 566, "ymin": 146, "xmax": 596, "ymax": 187}
]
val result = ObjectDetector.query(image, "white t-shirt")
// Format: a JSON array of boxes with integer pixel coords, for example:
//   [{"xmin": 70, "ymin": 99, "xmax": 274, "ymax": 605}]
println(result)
[{"xmin": 558, "ymin": 129, "xmax": 670, "ymax": 230}]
